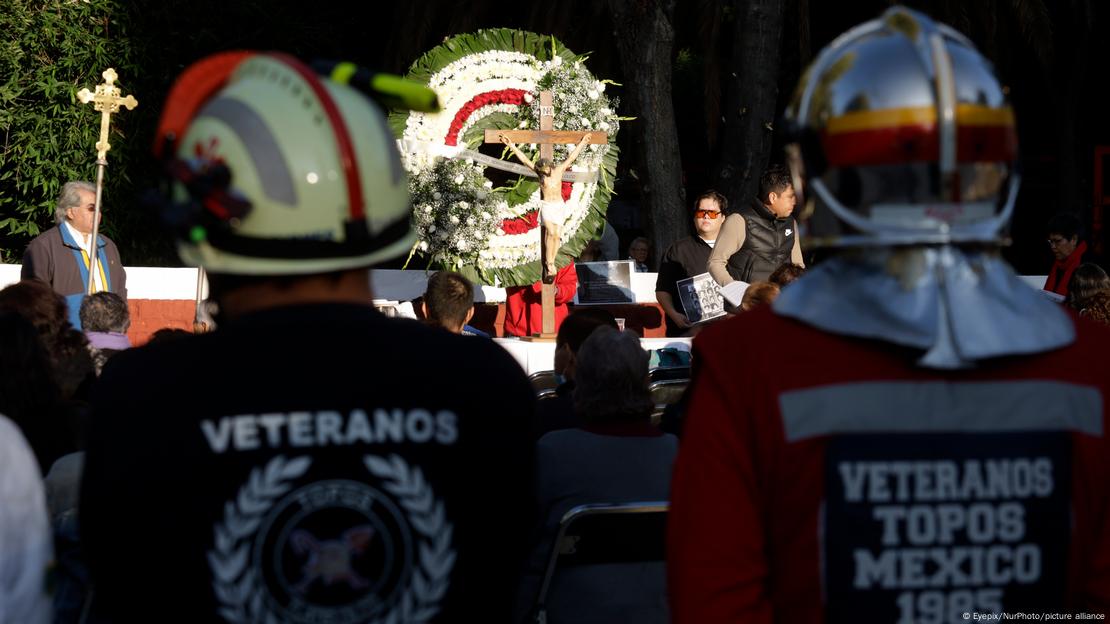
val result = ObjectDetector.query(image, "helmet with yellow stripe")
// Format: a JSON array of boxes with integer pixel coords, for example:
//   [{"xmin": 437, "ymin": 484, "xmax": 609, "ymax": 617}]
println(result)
[
  {"xmin": 784, "ymin": 7, "xmax": 1019, "ymax": 248},
  {"xmin": 155, "ymin": 52, "xmax": 416, "ymax": 275}
]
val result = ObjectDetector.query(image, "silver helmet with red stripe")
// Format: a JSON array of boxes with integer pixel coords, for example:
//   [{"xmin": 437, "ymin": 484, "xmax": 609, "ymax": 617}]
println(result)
[
  {"xmin": 784, "ymin": 7, "xmax": 1019, "ymax": 248},
  {"xmin": 158, "ymin": 52, "xmax": 414, "ymax": 275}
]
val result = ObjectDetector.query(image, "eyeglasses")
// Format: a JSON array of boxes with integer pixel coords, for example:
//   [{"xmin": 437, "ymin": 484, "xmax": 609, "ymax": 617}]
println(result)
[
  {"xmin": 1047, "ymin": 236, "xmax": 1069, "ymax": 247},
  {"xmin": 694, "ymin": 210, "xmax": 722, "ymax": 219}
]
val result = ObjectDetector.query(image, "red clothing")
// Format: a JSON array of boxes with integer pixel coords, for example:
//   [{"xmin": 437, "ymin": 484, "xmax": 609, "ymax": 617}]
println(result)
[
  {"xmin": 503, "ymin": 263, "xmax": 577, "ymax": 337},
  {"xmin": 1044, "ymin": 241, "xmax": 1088, "ymax": 297},
  {"xmin": 668, "ymin": 307, "xmax": 1110, "ymax": 623}
]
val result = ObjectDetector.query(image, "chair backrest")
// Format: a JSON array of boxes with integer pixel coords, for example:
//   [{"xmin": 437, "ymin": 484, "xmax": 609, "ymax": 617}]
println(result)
[
  {"xmin": 649, "ymin": 379, "xmax": 688, "ymax": 407},
  {"xmin": 648, "ymin": 365, "xmax": 690, "ymax": 384},
  {"xmin": 529, "ymin": 369, "xmax": 560, "ymax": 394},
  {"xmin": 534, "ymin": 502, "xmax": 669, "ymax": 622},
  {"xmin": 537, "ymin": 388, "xmax": 559, "ymax": 401}
]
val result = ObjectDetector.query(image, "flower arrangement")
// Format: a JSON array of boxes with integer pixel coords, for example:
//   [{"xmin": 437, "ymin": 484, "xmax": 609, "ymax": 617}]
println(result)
[
  {"xmin": 407, "ymin": 157, "xmax": 503, "ymax": 270},
  {"xmin": 389, "ymin": 29, "xmax": 622, "ymax": 287}
]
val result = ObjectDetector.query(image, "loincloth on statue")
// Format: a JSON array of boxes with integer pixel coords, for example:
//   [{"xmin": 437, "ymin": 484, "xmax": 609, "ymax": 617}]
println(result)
[{"xmin": 539, "ymin": 199, "xmax": 569, "ymax": 226}]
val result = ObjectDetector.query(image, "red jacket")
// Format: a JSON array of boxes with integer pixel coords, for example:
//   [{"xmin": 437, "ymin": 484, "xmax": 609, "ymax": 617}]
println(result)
[
  {"xmin": 668, "ymin": 306, "xmax": 1110, "ymax": 622},
  {"xmin": 503, "ymin": 263, "xmax": 577, "ymax": 337}
]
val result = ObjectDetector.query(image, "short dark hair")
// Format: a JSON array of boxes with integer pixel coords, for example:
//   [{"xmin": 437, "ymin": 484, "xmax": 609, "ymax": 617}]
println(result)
[
  {"xmin": 1046, "ymin": 213, "xmax": 1082, "ymax": 240},
  {"xmin": 694, "ymin": 190, "xmax": 728, "ymax": 214},
  {"xmin": 80, "ymin": 291, "xmax": 131, "ymax": 333},
  {"xmin": 768, "ymin": 262, "xmax": 806, "ymax": 287},
  {"xmin": 759, "ymin": 164, "xmax": 793, "ymax": 204},
  {"xmin": 556, "ymin": 307, "xmax": 618, "ymax": 353},
  {"xmin": 423, "ymin": 271, "xmax": 474, "ymax": 330},
  {"xmin": 572, "ymin": 326, "xmax": 653, "ymax": 423}
]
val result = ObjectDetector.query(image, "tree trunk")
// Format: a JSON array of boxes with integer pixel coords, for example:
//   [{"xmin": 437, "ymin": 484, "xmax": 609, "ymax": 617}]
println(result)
[
  {"xmin": 607, "ymin": 0, "xmax": 686, "ymax": 266},
  {"xmin": 715, "ymin": 0, "xmax": 785, "ymax": 210}
]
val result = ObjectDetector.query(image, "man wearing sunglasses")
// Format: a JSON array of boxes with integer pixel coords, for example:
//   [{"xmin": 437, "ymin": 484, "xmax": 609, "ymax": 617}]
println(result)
[
  {"xmin": 707, "ymin": 164, "xmax": 804, "ymax": 288},
  {"xmin": 21, "ymin": 180, "xmax": 127, "ymax": 329},
  {"xmin": 655, "ymin": 191, "xmax": 727, "ymax": 336}
]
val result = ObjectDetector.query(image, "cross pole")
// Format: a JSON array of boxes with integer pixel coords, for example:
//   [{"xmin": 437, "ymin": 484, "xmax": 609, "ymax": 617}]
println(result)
[
  {"xmin": 483, "ymin": 91, "xmax": 608, "ymax": 339},
  {"xmin": 76, "ymin": 68, "xmax": 137, "ymax": 295}
]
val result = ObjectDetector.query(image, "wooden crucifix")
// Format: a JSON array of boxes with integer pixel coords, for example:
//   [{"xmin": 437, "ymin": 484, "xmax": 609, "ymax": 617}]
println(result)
[
  {"xmin": 484, "ymin": 91, "xmax": 608, "ymax": 339},
  {"xmin": 76, "ymin": 68, "xmax": 137, "ymax": 295}
]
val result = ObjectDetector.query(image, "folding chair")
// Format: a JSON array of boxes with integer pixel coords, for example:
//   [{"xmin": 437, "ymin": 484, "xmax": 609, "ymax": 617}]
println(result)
[
  {"xmin": 649, "ymin": 379, "xmax": 689, "ymax": 425},
  {"xmin": 532, "ymin": 501, "xmax": 669, "ymax": 624},
  {"xmin": 529, "ymin": 369, "xmax": 560, "ymax": 394}
]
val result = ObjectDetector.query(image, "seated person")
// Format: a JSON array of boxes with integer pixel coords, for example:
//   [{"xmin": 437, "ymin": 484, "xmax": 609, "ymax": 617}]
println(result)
[
  {"xmin": 739, "ymin": 280, "xmax": 780, "ymax": 311},
  {"xmin": 768, "ymin": 262, "xmax": 806, "ymax": 287},
  {"xmin": 518, "ymin": 326, "xmax": 677, "ymax": 624},
  {"xmin": 420, "ymin": 271, "xmax": 487, "ymax": 336},
  {"xmin": 1044, "ymin": 213, "xmax": 1102, "ymax": 297},
  {"xmin": 79, "ymin": 291, "xmax": 131, "ymax": 374},
  {"xmin": 535, "ymin": 308, "xmax": 618, "ymax": 437},
  {"xmin": 628, "ymin": 237, "xmax": 652, "ymax": 272}
]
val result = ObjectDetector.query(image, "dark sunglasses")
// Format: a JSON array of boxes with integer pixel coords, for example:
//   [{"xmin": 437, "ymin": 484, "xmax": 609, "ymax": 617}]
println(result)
[{"xmin": 694, "ymin": 209, "xmax": 721, "ymax": 219}]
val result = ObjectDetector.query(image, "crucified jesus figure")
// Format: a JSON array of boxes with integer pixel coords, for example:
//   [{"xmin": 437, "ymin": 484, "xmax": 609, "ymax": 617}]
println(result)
[{"xmin": 500, "ymin": 133, "xmax": 592, "ymax": 283}]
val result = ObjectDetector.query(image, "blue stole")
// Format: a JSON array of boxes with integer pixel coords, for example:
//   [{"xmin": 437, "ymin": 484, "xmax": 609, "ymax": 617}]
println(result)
[{"xmin": 60, "ymin": 225, "xmax": 112, "ymax": 330}]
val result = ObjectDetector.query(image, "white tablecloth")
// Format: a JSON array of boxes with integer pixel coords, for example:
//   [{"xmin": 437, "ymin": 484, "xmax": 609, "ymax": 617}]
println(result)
[{"xmin": 493, "ymin": 336, "xmax": 693, "ymax": 375}]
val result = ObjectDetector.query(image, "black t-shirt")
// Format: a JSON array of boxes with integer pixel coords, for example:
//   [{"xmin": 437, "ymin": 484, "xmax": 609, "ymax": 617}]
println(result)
[
  {"xmin": 81, "ymin": 304, "xmax": 536, "ymax": 623},
  {"xmin": 655, "ymin": 236, "xmax": 714, "ymax": 336}
]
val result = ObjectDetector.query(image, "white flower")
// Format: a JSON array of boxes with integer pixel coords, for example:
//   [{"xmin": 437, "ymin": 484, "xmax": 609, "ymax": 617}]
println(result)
[
  {"xmin": 457, "ymin": 240, "xmax": 469, "ymax": 251},
  {"xmin": 496, "ymin": 228, "xmax": 506, "ymax": 236},
  {"xmin": 476, "ymin": 190, "xmax": 488, "ymax": 200},
  {"xmin": 552, "ymin": 56, "xmax": 563, "ymax": 66},
  {"xmin": 601, "ymin": 107, "xmax": 612, "ymax": 116},
  {"xmin": 464, "ymin": 157, "xmax": 474, "ymax": 165},
  {"xmin": 450, "ymin": 215, "xmax": 460, "ymax": 224},
  {"xmin": 586, "ymin": 90, "xmax": 597, "ymax": 99},
  {"xmin": 581, "ymin": 117, "xmax": 591, "ymax": 127},
  {"xmin": 428, "ymin": 224, "xmax": 436, "ymax": 233},
  {"xmin": 453, "ymin": 174, "xmax": 465, "ymax": 185},
  {"xmin": 599, "ymin": 121, "xmax": 610, "ymax": 131},
  {"xmin": 524, "ymin": 93, "xmax": 534, "ymax": 103},
  {"xmin": 596, "ymin": 81, "xmax": 605, "ymax": 92},
  {"xmin": 518, "ymin": 121, "xmax": 528, "ymax": 128},
  {"xmin": 483, "ymin": 180, "xmax": 493, "ymax": 189},
  {"xmin": 433, "ymin": 191, "xmax": 442, "ymax": 200},
  {"xmin": 458, "ymin": 201, "xmax": 469, "ymax": 209},
  {"xmin": 418, "ymin": 241, "xmax": 429, "ymax": 251},
  {"xmin": 466, "ymin": 217, "xmax": 475, "ymax": 226},
  {"xmin": 482, "ymin": 211, "xmax": 492, "ymax": 219}
]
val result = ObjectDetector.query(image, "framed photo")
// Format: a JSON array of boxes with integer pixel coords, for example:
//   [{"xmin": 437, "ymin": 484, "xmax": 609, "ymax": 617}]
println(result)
[
  {"xmin": 574, "ymin": 260, "xmax": 635, "ymax": 305},
  {"xmin": 677, "ymin": 272, "xmax": 726, "ymax": 323}
]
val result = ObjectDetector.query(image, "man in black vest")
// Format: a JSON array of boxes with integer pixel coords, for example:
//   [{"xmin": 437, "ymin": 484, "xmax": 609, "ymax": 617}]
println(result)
[{"xmin": 707, "ymin": 165, "xmax": 804, "ymax": 287}]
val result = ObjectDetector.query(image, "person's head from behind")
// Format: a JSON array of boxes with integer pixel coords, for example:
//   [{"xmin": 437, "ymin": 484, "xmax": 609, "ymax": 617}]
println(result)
[
  {"xmin": 572, "ymin": 326, "xmax": 653, "ymax": 424},
  {"xmin": 759, "ymin": 165, "xmax": 796, "ymax": 219},
  {"xmin": 80, "ymin": 291, "xmax": 131, "ymax": 334},
  {"xmin": 1046, "ymin": 213, "xmax": 1083, "ymax": 262},
  {"xmin": 56, "ymin": 180, "xmax": 100, "ymax": 234},
  {"xmin": 554, "ymin": 307, "xmax": 618, "ymax": 380},
  {"xmin": 421, "ymin": 271, "xmax": 474, "ymax": 333},
  {"xmin": 0, "ymin": 280, "xmax": 70, "ymax": 351},
  {"xmin": 740, "ymin": 281, "xmax": 780, "ymax": 312},
  {"xmin": 629, "ymin": 237, "xmax": 650, "ymax": 264},
  {"xmin": 1066, "ymin": 263, "xmax": 1110, "ymax": 310},
  {"xmin": 154, "ymin": 52, "xmax": 414, "ymax": 317},
  {"xmin": 769, "ymin": 262, "xmax": 806, "ymax": 287},
  {"xmin": 693, "ymin": 191, "xmax": 726, "ymax": 240},
  {"xmin": 577, "ymin": 239, "xmax": 603, "ymax": 263}
]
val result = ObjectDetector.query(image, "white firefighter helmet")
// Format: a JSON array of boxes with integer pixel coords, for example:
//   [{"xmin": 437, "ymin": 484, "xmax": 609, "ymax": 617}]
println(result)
[
  {"xmin": 784, "ymin": 6, "xmax": 1019, "ymax": 248},
  {"xmin": 159, "ymin": 52, "xmax": 413, "ymax": 275}
]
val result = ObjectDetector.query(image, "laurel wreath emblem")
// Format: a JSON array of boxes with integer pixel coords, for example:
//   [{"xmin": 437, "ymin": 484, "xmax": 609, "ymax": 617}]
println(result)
[{"xmin": 208, "ymin": 453, "xmax": 455, "ymax": 624}]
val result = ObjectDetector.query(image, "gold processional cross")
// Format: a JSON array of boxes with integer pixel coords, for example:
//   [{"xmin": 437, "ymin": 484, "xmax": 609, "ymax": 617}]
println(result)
[
  {"xmin": 76, "ymin": 68, "xmax": 137, "ymax": 295},
  {"xmin": 483, "ymin": 91, "xmax": 608, "ymax": 339}
]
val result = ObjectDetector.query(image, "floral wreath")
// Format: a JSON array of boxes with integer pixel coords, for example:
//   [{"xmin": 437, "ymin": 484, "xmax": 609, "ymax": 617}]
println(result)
[{"xmin": 389, "ymin": 29, "xmax": 622, "ymax": 287}]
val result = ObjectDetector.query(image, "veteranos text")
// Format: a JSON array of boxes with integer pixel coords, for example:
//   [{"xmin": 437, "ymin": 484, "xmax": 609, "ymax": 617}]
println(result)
[
  {"xmin": 840, "ymin": 458, "xmax": 1057, "ymax": 623},
  {"xmin": 201, "ymin": 409, "xmax": 459, "ymax": 452}
]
